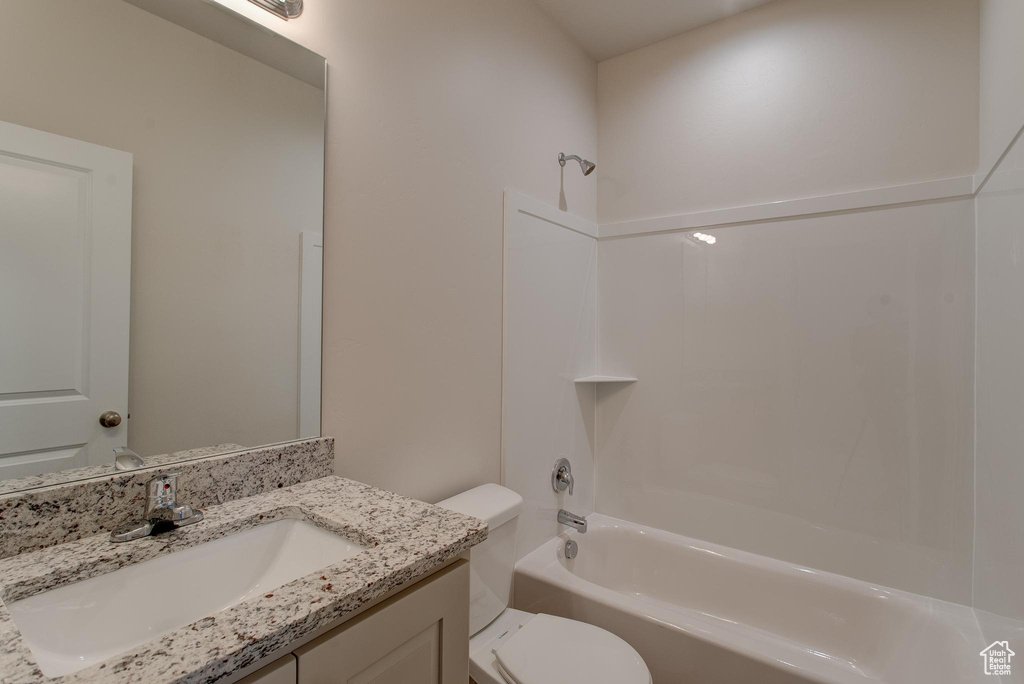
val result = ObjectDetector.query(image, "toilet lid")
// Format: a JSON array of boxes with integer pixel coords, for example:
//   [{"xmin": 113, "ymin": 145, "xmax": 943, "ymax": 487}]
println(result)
[{"xmin": 492, "ymin": 614, "xmax": 650, "ymax": 684}]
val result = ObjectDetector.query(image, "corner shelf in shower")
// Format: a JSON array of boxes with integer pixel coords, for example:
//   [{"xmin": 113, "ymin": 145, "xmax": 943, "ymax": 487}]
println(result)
[{"xmin": 573, "ymin": 375, "xmax": 638, "ymax": 384}]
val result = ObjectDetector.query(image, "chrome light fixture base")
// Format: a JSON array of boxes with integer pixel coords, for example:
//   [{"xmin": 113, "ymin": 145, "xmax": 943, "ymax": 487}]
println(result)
[{"xmin": 248, "ymin": 0, "xmax": 303, "ymax": 20}]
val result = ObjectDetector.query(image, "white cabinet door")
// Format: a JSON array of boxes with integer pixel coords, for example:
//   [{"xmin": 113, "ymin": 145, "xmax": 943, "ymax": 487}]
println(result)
[
  {"xmin": 0, "ymin": 120, "xmax": 132, "ymax": 478},
  {"xmin": 237, "ymin": 655, "xmax": 297, "ymax": 684},
  {"xmin": 295, "ymin": 561, "xmax": 470, "ymax": 684}
]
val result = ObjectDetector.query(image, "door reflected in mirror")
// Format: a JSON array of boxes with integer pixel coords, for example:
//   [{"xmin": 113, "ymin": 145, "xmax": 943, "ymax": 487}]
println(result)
[{"xmin": 0, "ymin": 0, "xmax": 326, "ymax": 487}]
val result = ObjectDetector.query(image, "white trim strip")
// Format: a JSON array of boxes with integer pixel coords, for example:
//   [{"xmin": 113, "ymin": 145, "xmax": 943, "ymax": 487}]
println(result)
[
  {"xmin": 974, "ymin": 120, "xmax": 1024, "ymax": 195},
  {"xmin": 505, "ymin": 189, "xmax": 599, "ymax": 239},
  {"xmin": 499, "ymin": 189, "xmax": 598, "ymax": 488},
  {"xmin": 598, "ymin": 175, "xmax": 975, "ymax": 239},
  {"xmin": 980, "ymin": 167, "xmax": 1024, "ymax": 195}
]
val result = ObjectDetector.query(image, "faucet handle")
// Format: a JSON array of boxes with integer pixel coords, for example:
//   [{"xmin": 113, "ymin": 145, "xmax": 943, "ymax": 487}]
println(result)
[
  {"xmin": 113, "ymin": 447, "xmax": 145, "ymax": 471},
  {"xmin": 146, "ymin": 472, "xmax": 181, "ymax": 508},
  {"xmin": 111, "ymin": 472, "xmax": 202, "ymax": 543},
  {"xmin": 144, "ymin": 472, "xmax": 204, "ymax": 526},
  {"xmin": 552, "ymin": 458, "xmax": 574, "ymax": 495}
]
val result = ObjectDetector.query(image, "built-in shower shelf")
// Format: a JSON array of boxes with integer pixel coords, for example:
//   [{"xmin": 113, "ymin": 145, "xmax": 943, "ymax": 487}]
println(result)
[{"xmin": 573, "ymin": 375, "xmax": 638, "ymax": 384}]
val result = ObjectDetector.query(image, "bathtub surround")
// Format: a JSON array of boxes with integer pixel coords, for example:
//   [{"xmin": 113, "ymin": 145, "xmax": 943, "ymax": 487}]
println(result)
[
  {"xmin": 962, "ymin": 0, "xmax": 1024, "ymax": 643},
  {"xmin": 501, "ymin": 1, "xmax": 983, "ymax": 603},
  {"xmin": 503, "ymin": 186, "xmax": 979, "ymax": 601},
  {"xmin": 502, "ymin": 192, "xmax": 598, "ymax": 560},
  {"xmin": 0, "ymin": 475, "xmax": 486, "ymax": 684},
  {"xmin": 596, "ymin": 198, "xmax": 976, "ymax": 604},
  {"xmin": 975, "ymin": 133, "xmax": 1024, "ymax": 625},
  {"xmin": 585, "ymin": 0, "xmax": 984, "ymax": 607},
  {"xmin": 0, "ymin": 438, "xmax": 333, "ymax": 558}
]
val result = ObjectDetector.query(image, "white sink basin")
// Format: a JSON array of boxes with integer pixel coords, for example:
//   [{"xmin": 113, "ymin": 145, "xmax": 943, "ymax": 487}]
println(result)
[{"xmin": 7, "ymin": 519, "xmax": 367, "ymax": 677}]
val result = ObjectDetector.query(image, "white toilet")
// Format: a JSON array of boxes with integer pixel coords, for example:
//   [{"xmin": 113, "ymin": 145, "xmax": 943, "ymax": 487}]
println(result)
[{"xmin": 438, "ymin": 484, "xmax": 652, "ymax": 684}]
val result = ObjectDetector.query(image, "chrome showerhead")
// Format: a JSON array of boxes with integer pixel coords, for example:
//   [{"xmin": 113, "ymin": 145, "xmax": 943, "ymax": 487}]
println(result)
[{"xmin": 559, "ymin": 152, "xmax": 596, "ymax": 176}]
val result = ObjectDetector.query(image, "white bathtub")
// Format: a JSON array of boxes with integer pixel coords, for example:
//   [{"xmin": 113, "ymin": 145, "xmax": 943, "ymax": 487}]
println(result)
[{"xmin": 514, "ymin": 514, "xmax": 989, "ymax": 684}]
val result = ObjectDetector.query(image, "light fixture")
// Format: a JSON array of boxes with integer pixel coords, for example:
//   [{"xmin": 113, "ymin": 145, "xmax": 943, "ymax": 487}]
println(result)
[
  {"xmin": 692, "ymin": 232, "xmax": 717, "ymax": 245},
  {"xmin": 248, "ymin": 0, "xmax": 303, "ymax": 20}
]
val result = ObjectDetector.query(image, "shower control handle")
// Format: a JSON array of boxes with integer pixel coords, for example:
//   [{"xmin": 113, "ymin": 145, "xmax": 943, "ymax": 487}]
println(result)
[{"xmin": 552, "ymin": 458, "xmax": 574, "ymax": 495}]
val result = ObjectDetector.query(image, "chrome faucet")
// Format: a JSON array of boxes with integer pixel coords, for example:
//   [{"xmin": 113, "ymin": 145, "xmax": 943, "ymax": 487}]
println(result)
[
  {"xmin": 557, "ymin": 509, "xmax": 587, "ymax": 533},
  {"xmin": 110, "ymin": 472, "xmax": 204, "ymax": 542},
  {"xmin": 113, "ymin": 446, "xmax": 145, "ymax": 471}
]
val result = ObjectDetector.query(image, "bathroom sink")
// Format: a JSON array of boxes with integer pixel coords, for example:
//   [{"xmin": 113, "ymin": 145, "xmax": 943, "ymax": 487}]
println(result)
[{"xmin": 7, "ymin": 519, "xmax": 367, "ymax": 677}]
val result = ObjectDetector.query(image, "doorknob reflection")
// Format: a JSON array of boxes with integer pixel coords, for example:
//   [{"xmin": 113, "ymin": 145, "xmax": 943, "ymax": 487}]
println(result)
[{"xmin": 99, "ymin": 411, "xmax": 122, "ymax": 428}]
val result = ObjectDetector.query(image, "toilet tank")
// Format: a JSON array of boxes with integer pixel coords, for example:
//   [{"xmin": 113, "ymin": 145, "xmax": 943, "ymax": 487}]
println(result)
[{"xmin": 436, "ymin": 484, "xmax": 522, "ymax": 635}]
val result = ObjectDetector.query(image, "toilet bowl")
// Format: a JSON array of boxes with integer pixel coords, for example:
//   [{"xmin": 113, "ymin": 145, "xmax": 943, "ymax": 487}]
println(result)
[{"xmin": 437, "ymin": 484, "xmax": 651, "ymax": 684}]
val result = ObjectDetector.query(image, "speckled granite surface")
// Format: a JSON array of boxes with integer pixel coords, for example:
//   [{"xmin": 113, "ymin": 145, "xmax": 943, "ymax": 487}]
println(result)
[
  {"xmin": 0, "ymin": 439, "xmax": 333, "ymax": 559},
  {"xmin": 0, "ymin": 445, "xmax": 246, "ymax": 497},
  {"xmin": 0, "ymin": 475, "xmax": 487, "ymax": 683}
]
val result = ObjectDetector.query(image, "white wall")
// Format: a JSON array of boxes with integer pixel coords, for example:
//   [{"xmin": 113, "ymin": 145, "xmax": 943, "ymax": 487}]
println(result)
[
  {"xmin": 978, "ymin": 0, "xmax": 1024, "ymax": 177},
  {"xmin": 597, "ymin": 0, "xmax": 979, "ymax": 225},
  {"xmin": 0, "ymin": 0, "xmax": 324, "ymax": 457},
  {"xmin": 209, "ymin": 0, "xmax": 598, "ymax": 502}
]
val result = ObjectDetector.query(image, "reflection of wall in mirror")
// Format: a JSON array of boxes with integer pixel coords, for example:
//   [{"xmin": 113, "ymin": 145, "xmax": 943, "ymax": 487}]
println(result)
[{"xmin": 0, "ymin": 0, "xmax": 325, "ymax": 457}]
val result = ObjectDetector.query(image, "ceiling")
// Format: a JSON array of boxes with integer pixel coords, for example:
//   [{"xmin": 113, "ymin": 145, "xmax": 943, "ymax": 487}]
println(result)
[{"xmin": 532, "ymin": 0, "xmax": 778, "ymax": 62}]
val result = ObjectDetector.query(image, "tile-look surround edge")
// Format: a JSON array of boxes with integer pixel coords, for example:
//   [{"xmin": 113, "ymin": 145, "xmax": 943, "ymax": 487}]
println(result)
[
  {"xmin": 0, "ymin": 437, "xmax": 334, "ymax": 558},
  {"xmin": 598, "ymin": 175, "xmax": 975, "ymax": 239},
  {"xmin": 603, "ymin": 120, "xmax": 1023, "ymax": 240},
  {"xmin": 503, "ymin": 190, "xmax": 598, "ymax": 562}
]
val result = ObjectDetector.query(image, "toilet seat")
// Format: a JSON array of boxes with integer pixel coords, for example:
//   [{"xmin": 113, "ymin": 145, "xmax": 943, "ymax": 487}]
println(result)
[{"xmin": 476, "ymin": 613, "xmax": 650, "ymax": 684}]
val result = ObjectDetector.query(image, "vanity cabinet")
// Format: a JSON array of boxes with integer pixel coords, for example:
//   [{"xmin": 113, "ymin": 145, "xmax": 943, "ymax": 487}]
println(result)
[
  {"xmin": 293, "ymin": 560, "xmax": 469, "ymax": 684},
  {"xmin": 235, "ymin": 561, "xmax": 469, "ymax": 684}
]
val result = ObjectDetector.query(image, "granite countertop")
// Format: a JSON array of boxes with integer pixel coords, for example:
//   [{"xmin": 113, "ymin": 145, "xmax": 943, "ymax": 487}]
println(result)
[{"xmin": 0, "ymin": 476, "xmax": 487, "ymax": 684}]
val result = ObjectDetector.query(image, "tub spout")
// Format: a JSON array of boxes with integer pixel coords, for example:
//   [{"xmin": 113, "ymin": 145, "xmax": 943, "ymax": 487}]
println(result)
[{"xmin": 557, "ymin": 509, "xmax": 588, "ymax": 533}]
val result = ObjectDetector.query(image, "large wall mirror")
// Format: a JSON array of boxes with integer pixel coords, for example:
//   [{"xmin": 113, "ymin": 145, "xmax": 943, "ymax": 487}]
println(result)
[{"xmin": 0, "ymin": 0, "xmax": 326, "ymax": 489}]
